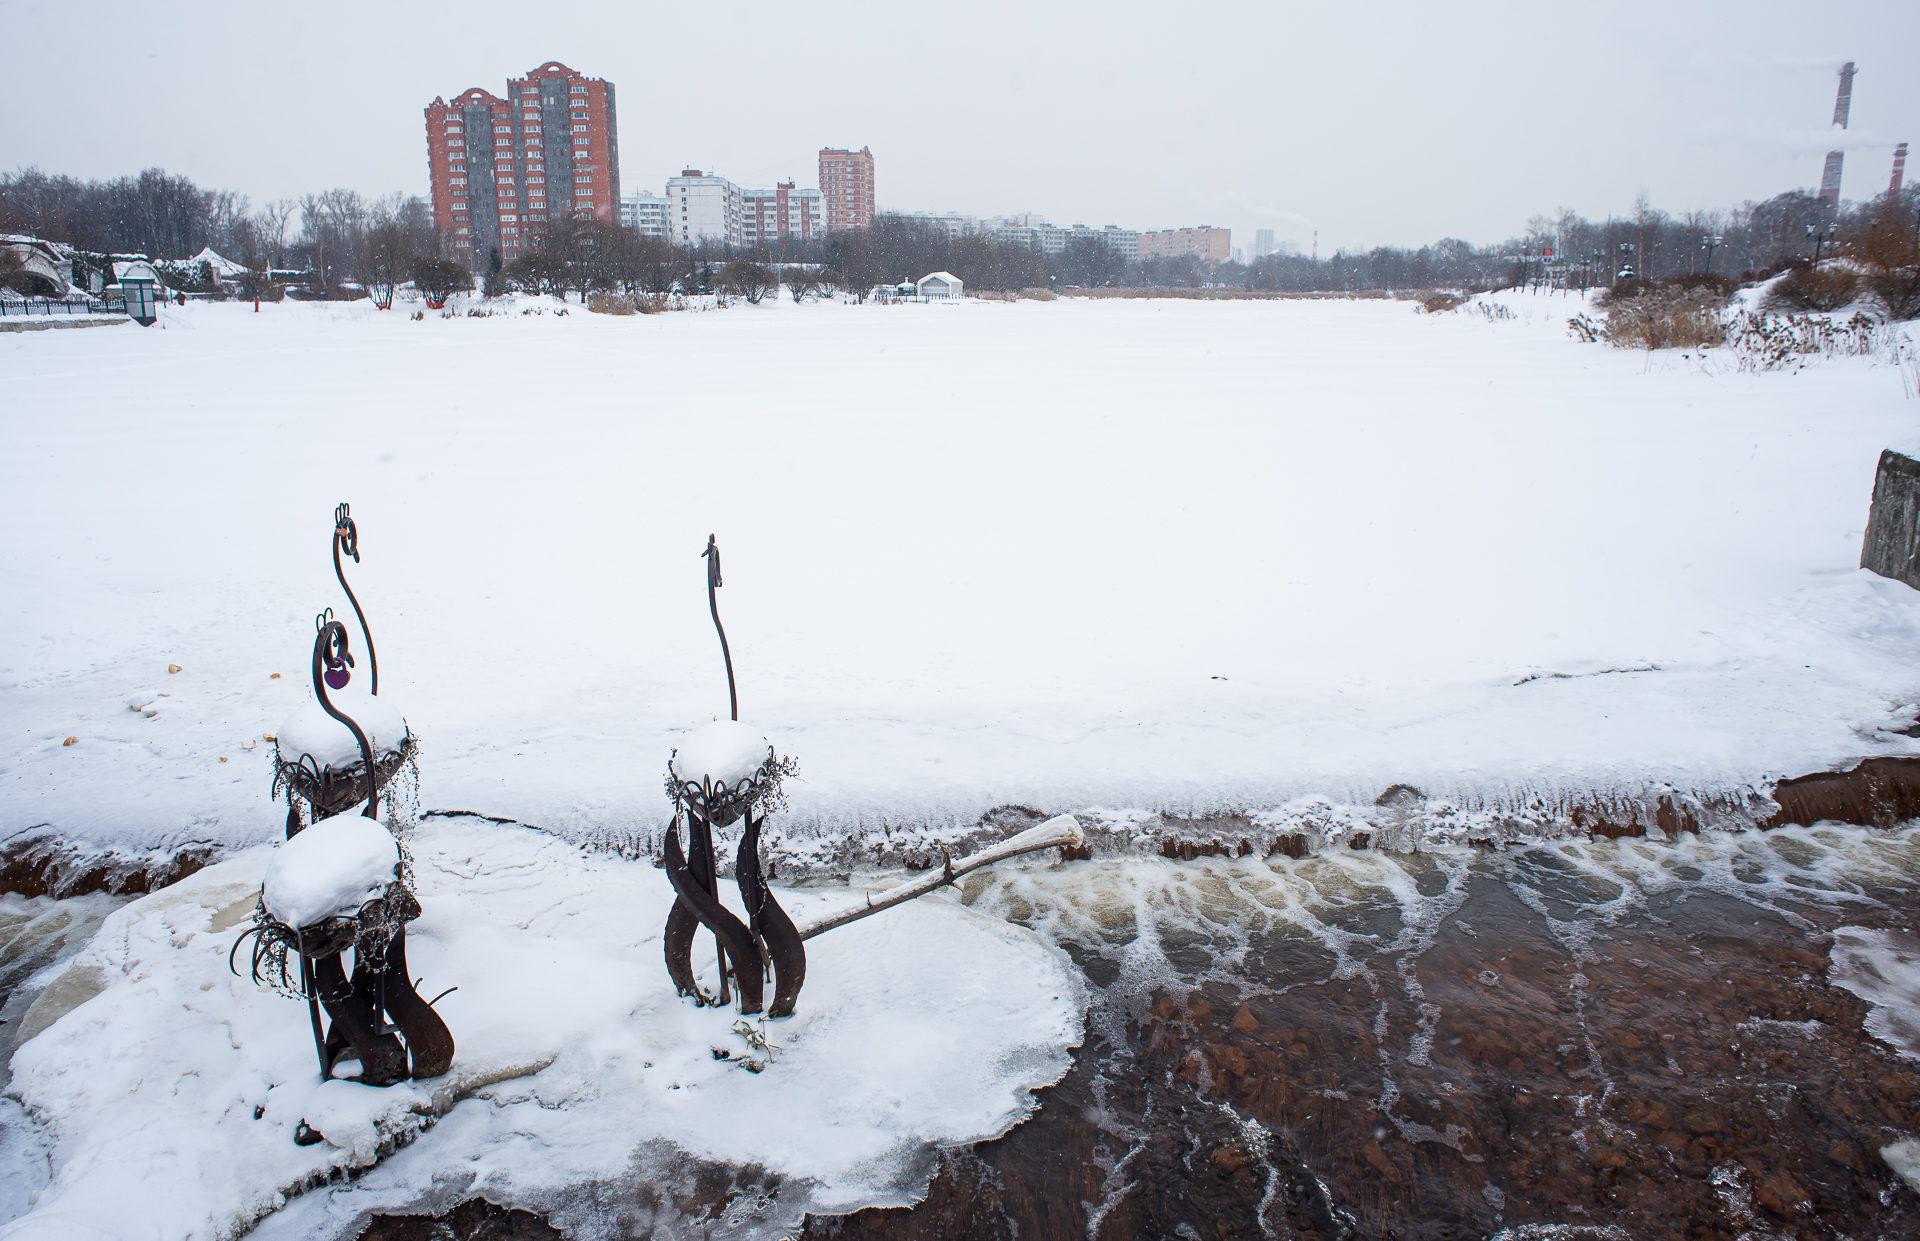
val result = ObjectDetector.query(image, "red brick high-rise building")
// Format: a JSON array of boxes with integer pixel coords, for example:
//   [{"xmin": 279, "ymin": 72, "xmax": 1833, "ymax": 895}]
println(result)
[
  {"xmin": 818, "ymin": 146, "xmax": 875, "ymax": 232},
  {"xmin": 425, "ymin": 61, "xmax": 620, "ymax": 267}
]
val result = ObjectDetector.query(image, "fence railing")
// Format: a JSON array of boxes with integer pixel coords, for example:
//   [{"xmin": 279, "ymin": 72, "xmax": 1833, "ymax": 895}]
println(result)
[{"xmin": 0, "ymin": 294, "xmax": 123, "ymax": 317}]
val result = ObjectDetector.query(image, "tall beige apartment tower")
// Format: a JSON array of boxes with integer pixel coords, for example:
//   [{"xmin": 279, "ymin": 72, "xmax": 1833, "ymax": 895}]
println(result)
[{"xmin": 818, "ymin": 147, "xmax": 875, "ymax": 231}]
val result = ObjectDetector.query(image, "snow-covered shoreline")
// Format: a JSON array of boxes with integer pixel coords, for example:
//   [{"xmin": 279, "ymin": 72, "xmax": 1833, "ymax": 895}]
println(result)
[
  {"xmin": 5, "ymin": 291, "xmax": 1919, "ymax": 873},
  {"xmin": 0, "ymin": 818, "xmax": 1083, "ymax": 1241}
]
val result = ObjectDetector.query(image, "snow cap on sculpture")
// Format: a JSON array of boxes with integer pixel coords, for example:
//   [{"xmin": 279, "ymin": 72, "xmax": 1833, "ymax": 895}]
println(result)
[
  {"xmin": 275, "ymin": 695, "xmax": 411, "ymax": 772},
  {"xmin": 262, "ymin": 816, "xmax": 402, "ymax": 928},
  {"xmin": 670, "ymin": 720, "xmax": 773, "ymax": 790}
]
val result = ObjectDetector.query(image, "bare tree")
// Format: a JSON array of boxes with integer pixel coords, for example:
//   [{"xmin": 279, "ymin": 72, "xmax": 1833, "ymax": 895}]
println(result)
[
  {"xmin": 723, "ymin": 262, "xmax": 776, "ymax": 303},
  {"xmin": 359, "ymin": 220, "xmax": 411, "ymax": 308},
  {"xmin": 260, "ymin": 200, "xmax": 295, "ymax": 270},
  {"xmin": 781, "ymin": 265, "xmax": 817, "ymax": 303},
  {"xmin": 411, "ymin": 256, "xmax": 474, "ymax": 308}
]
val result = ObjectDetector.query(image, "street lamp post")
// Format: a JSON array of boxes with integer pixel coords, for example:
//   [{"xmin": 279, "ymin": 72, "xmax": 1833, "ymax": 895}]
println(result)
[
  {"xmin": 1616, "ymin": 242, "xmax": 1637, "ymax": 283},
  {"xmin": 1806, "ymin": 223, "xmax": 1835, "ymax": 263},
  {"xmin": 1700, "ymin": 234, "xmax": 1723, "ymax": 274}
]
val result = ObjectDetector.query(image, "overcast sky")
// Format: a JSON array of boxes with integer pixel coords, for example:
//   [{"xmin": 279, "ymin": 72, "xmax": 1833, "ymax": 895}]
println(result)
[{"xmin": 5, "ymin": 0, "xmax": 1916, "ymax": 253}]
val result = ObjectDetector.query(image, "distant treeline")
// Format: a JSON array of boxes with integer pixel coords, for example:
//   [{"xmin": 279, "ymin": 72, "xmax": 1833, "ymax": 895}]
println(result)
[{"xmin": 4, "ymin": 164, "xmax": 1916, "ymax": 297}]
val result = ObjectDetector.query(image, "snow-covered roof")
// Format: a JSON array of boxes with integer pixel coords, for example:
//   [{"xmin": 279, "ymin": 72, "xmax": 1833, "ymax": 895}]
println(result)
[
  {"xmin": 112, "ymin": 259, "xmax": 158, "ymax": 282},
  {"xmin": 918, "ymin": 271, "xmax": 961, "ymax": 285},
  {"xmin": 189, "ymin": 247, "xmax": 248, "ymax": 277}
]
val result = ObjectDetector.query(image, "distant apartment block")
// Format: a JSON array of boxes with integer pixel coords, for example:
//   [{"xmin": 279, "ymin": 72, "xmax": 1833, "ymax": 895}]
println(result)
[
  {"xmin": 619, "ymin": 192, "xmax": 669, "ymax": 239},
  {"xmin": 743, "ymin": 183, "xmax": 823, "ymax": 246},
  {"xmin": 1138, "ymin": 226, "xmax": 1231, "ymax": 264},
  {"xmin": 1254, "ymin": 229, "xmax": 1276, "ymax": 259},
  {"xmin": 425, "ymin": 60, "xmax": 620, "ymax": 265},
  {"xmin": 895, "ymin": 210, "xmax": 979, "ymax": 239},
  {"xmin": 1095, "ymin": 225, "xmax": 1140, "ymax": 262},
  {"xmin": 981, "ymin": 218, "xmax": 1141, "ymax": 261},
  {"xmin": 667, "ymin": 170, "xmax": 744, "ymax": 247},
  {"xmin": 819, "ymin": 147, "xmax": 875, "ymax": 231}
]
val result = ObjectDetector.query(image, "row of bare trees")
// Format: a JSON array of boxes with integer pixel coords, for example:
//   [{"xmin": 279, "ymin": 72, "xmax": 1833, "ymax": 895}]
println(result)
[
  {"xmin": 1236, "ymin": 186, "xmax": 1920, "ymax": 294},
  {"xmin": 0, "ymin": 167, "xmax": 441, "ymax": 298},
  {"xmin": 9, "ymin": 162, "xmax": 1915, "ymax": 306}
]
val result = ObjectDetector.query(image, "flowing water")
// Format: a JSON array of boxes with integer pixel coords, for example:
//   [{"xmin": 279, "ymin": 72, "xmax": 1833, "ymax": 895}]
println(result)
[
  {"xmin": 799, "ymin": 825, "xmax": 1920, "ymax": 1240},
  {"xmin": 8, "ymin": 828, "xmax": 1920, "ymax": 1240}
]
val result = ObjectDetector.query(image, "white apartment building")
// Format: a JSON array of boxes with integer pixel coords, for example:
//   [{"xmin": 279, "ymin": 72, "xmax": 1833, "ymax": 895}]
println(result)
[
  {"xmin": 984, "ymin": 220, "xmax": 1140, "ymax": 261},
  {"xmin": 619, "ymin": 191, "xmax": 670, "ymax": 238},
  {"xmin": 666, "ymin": 169, "xmax": 744, "ymax": 247},
  {"xmin": 892, "ymin": 210, "xmax": 979, "ymax": 238},
  {"xmin": 741, "ymin": 183, "xmax": 823, "ymax": 246},
  {"xmin": 1095, "ymin": 225, "xmax": 1140, "ymax": 262}
]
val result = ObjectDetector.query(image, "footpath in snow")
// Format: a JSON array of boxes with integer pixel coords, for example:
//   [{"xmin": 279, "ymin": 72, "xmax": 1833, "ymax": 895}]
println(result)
[{"xmin": 3, "ymin": 290, "xmax": 1920, "ymax": 868}]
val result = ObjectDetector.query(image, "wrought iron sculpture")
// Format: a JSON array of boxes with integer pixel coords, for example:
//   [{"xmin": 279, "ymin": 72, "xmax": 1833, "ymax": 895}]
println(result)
[
  {"xmin": 272, "ymin": 503, "xmax": 416, "ymax": 835},
  {"xmin": 332, "ymin": 501, "xmax": 378, "ymax": 695},
  {"xmin": 236, "ymin": 614, "xmax": 453, "ymax": 1093},
  {"xmin": 662, "ymin": 536, "xmax": 807, "ymax": 1017}
]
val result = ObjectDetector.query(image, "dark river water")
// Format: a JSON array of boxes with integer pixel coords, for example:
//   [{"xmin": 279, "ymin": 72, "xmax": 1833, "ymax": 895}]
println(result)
[{"xmin": 13, "ymin": 825, "xmax": 1920, "ymax": 1241}]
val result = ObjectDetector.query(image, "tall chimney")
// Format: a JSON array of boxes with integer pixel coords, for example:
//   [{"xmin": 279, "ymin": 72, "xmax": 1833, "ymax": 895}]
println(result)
[
  {"xmin": 1893, "ymin": 142, "xmax": 1910, "ymax": 198},
  {"xmin": 1817, "ymin": 61, "xmax": 1856, "ymax": 209}
]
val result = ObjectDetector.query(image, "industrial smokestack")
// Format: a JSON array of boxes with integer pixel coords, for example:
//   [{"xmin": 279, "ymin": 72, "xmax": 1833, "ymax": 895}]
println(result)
[
  {"xmin": 1817, "ymin": 61, "xmax": 1856, "ymax": 209},
  {"xmin": 1894, "ymin": 142, "xmax": 1910, "ymax": 198}
]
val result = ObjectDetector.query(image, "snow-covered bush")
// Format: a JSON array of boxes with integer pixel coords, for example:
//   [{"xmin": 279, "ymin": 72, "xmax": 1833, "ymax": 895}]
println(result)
[
  {"xmin": 587, "ymin": 292, "xmax": 636, "ymax": 315},
  {"xmin": 1725, "ymin": 310, "xmax": 1879, "ymax": 372},
  {"xmin": 1763, "ymin": 265, "xmax": 1863, "ymax": 313},
  {"xmin": 1843, "ymin": 203, "xmax": 1920, "ymax": 321},
  {"xmin": 1600, "ymin": 284, "xmax": 1729, "ymax": 350}
]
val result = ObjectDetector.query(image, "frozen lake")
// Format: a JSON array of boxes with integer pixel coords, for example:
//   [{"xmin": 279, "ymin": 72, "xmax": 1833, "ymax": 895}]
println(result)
[{"xmin": 3, "ymin": 290, "xmax": 1918, "ymax": 864}]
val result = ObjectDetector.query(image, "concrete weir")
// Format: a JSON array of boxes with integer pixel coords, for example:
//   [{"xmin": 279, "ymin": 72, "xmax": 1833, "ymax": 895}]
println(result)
[{"xmin": 1861, "ymin": 447, "xmax": 1920, "ymax": 591}]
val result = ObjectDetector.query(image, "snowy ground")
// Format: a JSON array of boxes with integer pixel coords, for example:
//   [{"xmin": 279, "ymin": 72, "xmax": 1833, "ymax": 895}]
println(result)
[
  {"xmin": 0, "ymin": 817, "xmax": 1082, "ymax": 1240},
  {"xmin": 3, "ymin": 289, "xmax": 1919, "ymax": 865}
]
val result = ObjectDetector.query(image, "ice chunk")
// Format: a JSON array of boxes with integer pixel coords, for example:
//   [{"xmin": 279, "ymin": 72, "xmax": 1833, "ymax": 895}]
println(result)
[
  {"xmin": 1827, "ymin": 927, "xmax": 1920, "ymax": 1062},
  {"xmin": 669, "ymin": 719, "xmax": 771, "ymax": 787},
  {"xmin": 261, "ymin": 817, "xmax": 399, "ymax": 928},
  {"xmin": 274, "ymin": 696, "xmax": 410, "ymax": 772},
  {"xmin": 1884, "ymin": 1137, "xmax": 1920, "ymax": 1193}
]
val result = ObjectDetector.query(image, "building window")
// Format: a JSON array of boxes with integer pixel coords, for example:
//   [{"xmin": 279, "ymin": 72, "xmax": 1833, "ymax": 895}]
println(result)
[
  {"xmin": 494, "ymin": 126, "xmax": 511, "ymax": 134},
  {"xmin": 570, "ymin": 85, "xmax": 587, "ymax": 94}
]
